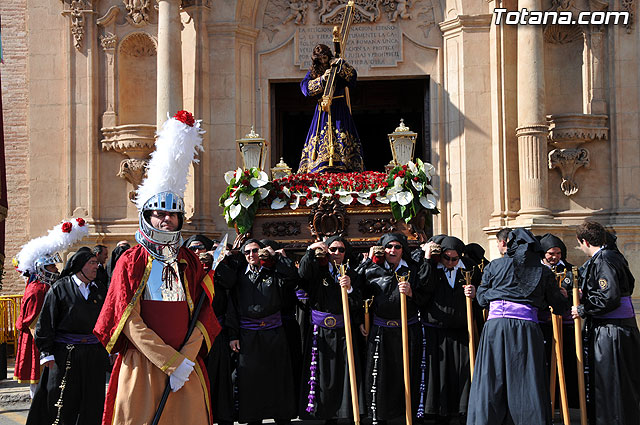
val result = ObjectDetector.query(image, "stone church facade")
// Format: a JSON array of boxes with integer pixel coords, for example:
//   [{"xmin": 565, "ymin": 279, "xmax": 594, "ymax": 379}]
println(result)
[{"xmin": 1, "ymin": 0, "xmax": 639, "ymax": 294}]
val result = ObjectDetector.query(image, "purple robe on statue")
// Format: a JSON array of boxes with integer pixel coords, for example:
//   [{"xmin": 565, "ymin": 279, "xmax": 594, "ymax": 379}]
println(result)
[{"xmin": 298, "ymin": 61, "xmax": 364, "ymax": 173}]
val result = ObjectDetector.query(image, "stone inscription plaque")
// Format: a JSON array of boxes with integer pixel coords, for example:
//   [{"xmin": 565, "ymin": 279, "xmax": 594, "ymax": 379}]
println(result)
[{"xmin": 297, "ymin": 24, "xmax": 402, "ymax": 70}]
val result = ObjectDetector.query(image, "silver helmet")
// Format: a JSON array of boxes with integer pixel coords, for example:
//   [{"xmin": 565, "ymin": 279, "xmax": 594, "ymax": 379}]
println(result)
[
  {"xmin": 34, "ymin": 252, "xmax": 61, "ymax": 285},
  {"xmin": 136, "ymin": 191, "xmax": 184, "ymax": 262}
]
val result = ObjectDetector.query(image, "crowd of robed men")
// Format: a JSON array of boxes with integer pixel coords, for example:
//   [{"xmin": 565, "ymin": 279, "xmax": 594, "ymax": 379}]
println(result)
[
  {"xmin": 11, "ymin": 112, "xmax": 639, "ymax": 425},
  {"xmin": 15, "ymin": 218, "xmax": 640, "ymax": 425}
]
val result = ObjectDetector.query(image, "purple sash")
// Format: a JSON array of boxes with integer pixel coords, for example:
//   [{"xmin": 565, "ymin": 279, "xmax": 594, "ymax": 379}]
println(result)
[
  {"xmin": 239, "ymin": 312, "xmax": 282, "ymax": 330},
  {"xmin": 595, "ymin": 296, "xmax": 635, "ymax": 319},
  {"xmin": 311, "ymin": 310, "xmax": 344, "ymax": 329},
  {"xmin": 373, "ymin": 314, "xmax": 419, "ymax": 328},
  {"xmin": 296, "ymin": 289, "xmax": 309, "ymax": 301},
  {"xmin": 55, "ymin": 333, "xmax": 100, "ymax": 345},
  {"xmin": 487, "ymin": 300, "xmax": 538, "ymax": 322}
]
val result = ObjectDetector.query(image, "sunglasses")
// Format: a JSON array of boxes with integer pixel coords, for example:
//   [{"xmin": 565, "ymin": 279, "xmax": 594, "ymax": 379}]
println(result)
[
  {"xmin": 189, "ymin": 244, "xmax": 206, "ymax": 251},
  {"xmin": 328, "ymin": 247, "xmax": 346, "ymax": 253},
  {"xmin": 244, "ymin": 248, "xmax": 260, "ymax": 255},
  {"xmin": 385, "ymin": 244, "xmax": 403, "ymax": 250},
  {"xmin": 442, "ymin": 253, "xmax": 460, "ymax": 262}
]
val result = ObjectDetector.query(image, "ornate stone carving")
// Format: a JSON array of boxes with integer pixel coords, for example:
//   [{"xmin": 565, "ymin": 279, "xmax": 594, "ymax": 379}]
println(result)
[
  {"xmin": 118, "ymin": 159, "xmax": 148, "ymax": 201},
  {"xmin": 101, "ymin": 124, "xmax": 157, "ymax": 157},
  {"xmin": 262, "ymin": 221, "xmax": 302, "ymax": 237},
  {"xmin": 547, "ymin": 114, "xmax": 608, "ymax": 145},
  {"xmin": 309, "ymin": 197, "xmax": 349, "ymax": 239},
  {"xmin": 544, "ymin": 24, "xmax": 583, "ymax": 44},
  {"xmin": 622, "ymin": 0, "xmax": 635, "ymax": 33},
  {"xmin": 181, "ymin": 0, "xmax": 212, "ymax": 8},
  {"xmin": 119, "ymin": 32, "xmax": 157, "ymax": 57},
  {"xmin": 124, "ymin": 0, "xmax": 151, "ymax": 26},
  {"xmin": 548, "ymin": 148, "xmax": 590, "ymax": 196},
  {"xmin": 358, "ymin": 218, "xmax": 397, "ymax": 234},
  {"xmin": 61, "ymin": 0, "xmax": 94, "ymax": 51},
  {"xmin": 102, "ymin": 124, "xmax": 156, "ymax": 203},
  {"xmin": 100, "ymin": 33, "xmax": 117, "ymax": 50}
]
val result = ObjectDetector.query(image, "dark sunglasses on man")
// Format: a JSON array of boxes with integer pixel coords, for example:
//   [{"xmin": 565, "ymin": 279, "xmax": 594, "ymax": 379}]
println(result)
[
  {"xmin": 188, "ymin": 243, "xmax": 206, "ymax": 251},
  {"xmin": 442, "ymin": 253, "xmax": 460, "ymax": 262},
  {"xmin": 328, "ymin": 246, "xmax": 346, "ymax": 253}
]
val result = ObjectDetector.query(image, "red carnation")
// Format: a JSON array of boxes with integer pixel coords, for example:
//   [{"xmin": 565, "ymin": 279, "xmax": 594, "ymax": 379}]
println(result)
[
  {"xmin": 398, "ymin": 170, "xmax": 406, "ymax": 178},
  {"xmin": 241, "ymin": 179, "xmax": 250, "ymax": 186},
  {"xmin": 76, "ymin": 217, "xmax": 86, "ymax": 227},
  {"xmin": 174, "ymin": 110, "xmax": 195, "ymax": 127},
  {"xmin": 61, "ymin": 222, "xmax": 73, "ymax": 233}
]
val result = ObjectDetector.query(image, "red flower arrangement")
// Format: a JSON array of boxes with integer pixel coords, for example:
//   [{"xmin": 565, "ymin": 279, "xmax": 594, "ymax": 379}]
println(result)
[
  {"xmin": 76, "ymin": 217, "xmax": 86, "ymax": 227},
  {"xmin": 174, "ymin": 110, "xmax": 195, "ymax": 127},
  {"xmin": 61, "ymin": 222, "xmax": 73, "ymax": 233}
]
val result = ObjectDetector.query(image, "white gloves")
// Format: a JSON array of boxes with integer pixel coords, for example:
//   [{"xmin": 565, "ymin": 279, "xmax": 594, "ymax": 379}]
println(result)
[{"xmin": 169, "ymin": 358, "xmax": 195, "ymax": 392}]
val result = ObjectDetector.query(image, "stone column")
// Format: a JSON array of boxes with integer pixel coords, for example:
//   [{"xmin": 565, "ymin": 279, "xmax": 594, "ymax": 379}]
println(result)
[
  {"xmin": 156, "ymin": 0, "xmax": 183, "ymax": 128},
  {"xmin": 516, "ymin": 0, "xmax": 552, "ymax": 219}
]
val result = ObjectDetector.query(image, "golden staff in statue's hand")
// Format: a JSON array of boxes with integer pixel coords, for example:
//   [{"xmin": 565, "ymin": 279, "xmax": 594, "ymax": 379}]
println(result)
[
  {"xmin": 572, "ymin": 266, "xmax": 588, "ymax": 425},
  {"xmin": 549, "ymin": 266, "xmax": 570, "ymax": 425},
  {"xmin": 337, "ymin": 260, "xmax": 360, "ymax": 425},
  {"xmin": 461, "ymin": 268, "xmax": 477, "ymax": 381},
  {"xmin": 396, "ymin": 271, "xmax": 412, "ymax": 425}
]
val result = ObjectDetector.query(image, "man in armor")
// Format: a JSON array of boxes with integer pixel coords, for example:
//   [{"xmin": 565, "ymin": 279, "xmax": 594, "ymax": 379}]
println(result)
[{"xmin": 94, "ymin": 111, "xmax": 220, "ymax": 425}]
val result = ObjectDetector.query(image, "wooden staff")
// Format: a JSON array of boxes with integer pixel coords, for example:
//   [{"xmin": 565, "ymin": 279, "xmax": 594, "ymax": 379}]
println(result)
[
  {"xmin": 461, "ymin": 269, "xmax": 477, "ymax": 381},
  {"xmin": 364, "ymin": 298, "xmax": 373, "ymax": 336},
  {"xmin": 396, "ymin": 271, "xmax": 412, "ymax": 425},
  {"xmin": 549, "ymin": 267, "xmax": 570, "ymax": 425},
  {"xmin": 338, "ymin": 261, "xmax": 360, "ymax": 425},
  {"xmin": 572, "ymin": 266, "xmax": 588, "ymax": 425}
]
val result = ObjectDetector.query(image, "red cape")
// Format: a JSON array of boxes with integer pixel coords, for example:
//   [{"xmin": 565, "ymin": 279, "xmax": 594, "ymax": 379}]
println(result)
[{"xmin": 14, "ymin": 279, "xmax": 49, "ymax": 383}]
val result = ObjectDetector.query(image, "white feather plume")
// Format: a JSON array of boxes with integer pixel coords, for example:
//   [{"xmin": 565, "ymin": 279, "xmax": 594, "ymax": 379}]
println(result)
[
  {"xmin": 14, "ymin": 218, "xmax": 90, "ymax": 274},
  {"xmin": 135, "ymin": 116, "xmax": 205, "ymax": 210}
]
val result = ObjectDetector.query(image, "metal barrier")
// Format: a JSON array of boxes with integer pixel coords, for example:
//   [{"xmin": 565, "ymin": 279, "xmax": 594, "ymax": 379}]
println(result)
[{"xmin": 0, "ymin": 295, "xmax": 23, "ymax": 356}]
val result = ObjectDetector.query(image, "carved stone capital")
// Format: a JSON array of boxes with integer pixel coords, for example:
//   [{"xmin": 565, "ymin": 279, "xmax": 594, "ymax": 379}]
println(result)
[
  {"xmin": 548, "ymin": 147, "xmax": 590, "ymax": 196},
  {"xmin": 101, "ymin": 124, "xmax": 157, "ymax": 159},
  {"xmin": 547, "ymin": 113, "xmax": 608, "ymax": 146},
  {"xmin": 516, "ymin": 124, "xmax": 549, "ymax": 138},
  {"xmin": 309, "ymin": 197, "xmax": 349, "ymax": 239},
  {"xmin": 100, "ymin": 33, "xmax": 118, "ymax": 50}
]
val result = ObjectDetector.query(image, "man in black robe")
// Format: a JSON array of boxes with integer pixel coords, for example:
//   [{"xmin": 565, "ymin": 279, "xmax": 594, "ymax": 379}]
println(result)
[
  {"xmin": 218, "ymin": 238, "xmax": 298, "ymax": 425},
  {"xmin": 27, "ymin": 249, "xmax": 109, "ymax": 425},
  {"xmin": 536, "ymin": 233, "xmax": 579, "ymax": 410},
  {"xmin": 420, "ymin": 236, "xmax": 480, "ymax": 424},
  {"xmin": 571, "ymin": 221, "xmax": 640, "ymax": 425},
  {"xmin": 466, "ymin": 228, "xmax": 568, "ymax": 425},
  {"xmin": 358, "ymin": 233, "xmax": 429, "ymax": 424},
  {"xmin": 298, "ymin": 236, "xmax": 365, "ymax": 423}
]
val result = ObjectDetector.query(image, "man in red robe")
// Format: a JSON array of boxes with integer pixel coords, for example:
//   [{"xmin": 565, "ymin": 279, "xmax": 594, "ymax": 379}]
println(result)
[{"xmin": 94, "ymin": 111, "xmax": 220, "ymax": 425}]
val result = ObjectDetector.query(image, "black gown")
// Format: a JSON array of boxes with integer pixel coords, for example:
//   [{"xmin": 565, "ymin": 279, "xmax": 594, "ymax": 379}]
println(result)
[
  {"xmin": 537, "ymin": 261, "xmax": 580, "ymax": 409},
  {"xmin": 27, "ymin": 276, "xmax": 109, "ymax": 425},
  {"xmin": 420, "ymin": 258, "xmax": 481, "ymax": 418},
  {"xmin": 577, "ymin": 247, "xmax": 640, "ymax": 425},
  {"xmin": 207, "ymin": 269, "xmax": 235, "ymax": 424},
  {"xmin": 358, "ymin": 257, "xmax": 429, "ymax": 422},
  {"xmin": 220, "ymin": 255, "xmax": 298, "ymax": 423},
  {"xmin": 466, "ymin": 256, "xmax": 568, "ymax": 425},
  {"xmin": 298, "ymin": 251, "xmax": 365, "ymax": 420}
]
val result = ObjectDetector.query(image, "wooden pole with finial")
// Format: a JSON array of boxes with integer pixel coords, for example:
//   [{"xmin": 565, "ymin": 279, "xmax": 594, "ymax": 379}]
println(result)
[
  {"xmin": 397, "ymin": 271, "xmax": 412, "ymax": 425},
  {"xmin": 572, "ymin": 266, "xmax": 588, "ymax": 425},
  {"xmin": 338, "ymin": 261, "xmax": 360, "ymax": 425},
  {"xmin": 550, "ymin": 267, "xmax": 570, "ymax": 425},
  {"xmin": 461, "ymin": 268, "xmax": 477, "ymax": 380}
]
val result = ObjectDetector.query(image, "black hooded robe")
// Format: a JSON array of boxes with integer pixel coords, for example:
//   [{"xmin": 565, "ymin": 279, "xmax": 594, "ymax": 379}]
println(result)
[
  {"xmin": 26, "ymin": 252, "xmax": 109, "ymax": 425},
  {"xmin": 577, "ymin": 247, "xmax": 640, "ymax": 425},
  {"xmin": 218, "ymin": 249, "xmax": 298, "ymax": 423},
  {"xmin": 466, "ymin": 229, "xmax": 569, "ymax": 425},
  {"xmin": 297, "ymin": 247, "xmax": 365, "ymax": 420}
]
